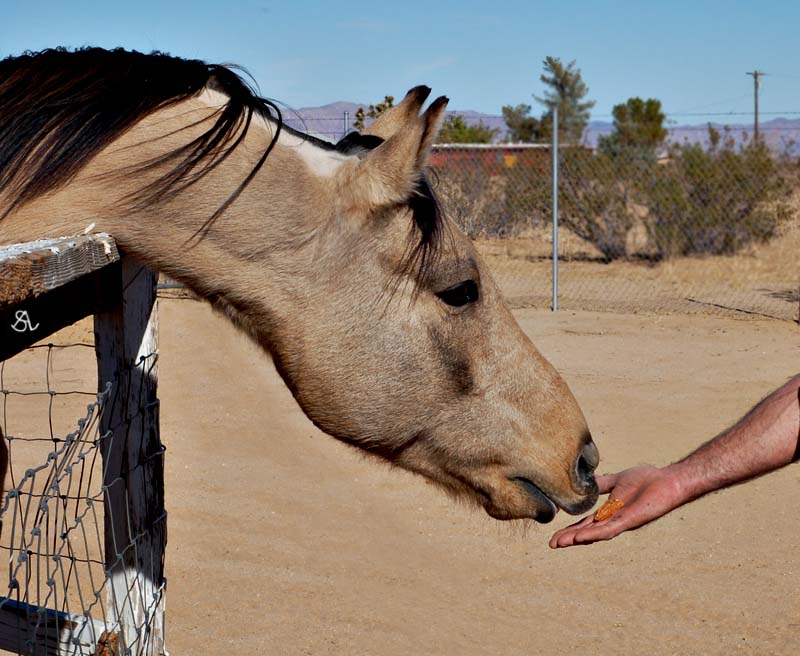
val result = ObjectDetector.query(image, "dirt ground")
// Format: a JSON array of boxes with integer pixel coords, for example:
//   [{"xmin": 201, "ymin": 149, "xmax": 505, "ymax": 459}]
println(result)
[
  {"xmin": 152, "ymin": 300, "xmax": 799, "ymax": 655},
  {"xmin": 2, "ymin": 299, "xmax": 799, "ymax": 654}
]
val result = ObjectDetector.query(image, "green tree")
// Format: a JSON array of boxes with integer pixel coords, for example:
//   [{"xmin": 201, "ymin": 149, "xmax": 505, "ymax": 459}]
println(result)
[
  {"xmin": 534, "ymin": 57, "xmax": 595, "ymax": 143},
  {"xmin": 436, "ymin": 115, "xmax": 497, "ymax": 144},
  {"xmin": 353, "ymin": 95, "xmax": 394, "ymax": 130},
  {"xmin": 501, "ymin": 104, "xmax": 540, "ymax": 142},
  {"xmin": 599, "ymin": 97, "xmax": 667, "ymax": 155}
]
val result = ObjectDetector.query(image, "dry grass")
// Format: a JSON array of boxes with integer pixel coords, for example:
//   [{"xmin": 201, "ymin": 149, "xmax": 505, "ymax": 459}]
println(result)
[{"xmin": 477, "ymin": 217, "xmax": 800, "ymax": 320}]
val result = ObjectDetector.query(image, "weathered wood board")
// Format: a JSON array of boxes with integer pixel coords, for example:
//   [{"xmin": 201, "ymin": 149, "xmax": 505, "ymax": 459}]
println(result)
[{"xmin": 0, "ymin": 235, "xmax": 120, "ymax": 361}]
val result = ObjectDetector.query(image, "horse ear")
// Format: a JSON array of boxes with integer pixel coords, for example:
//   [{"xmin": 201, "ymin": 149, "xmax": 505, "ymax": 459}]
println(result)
[
  {"xmin": 416, "ymin": 95, "xmax": 449, "ymax": 165},
  {"xmin": 362, "ymin": 86, "xmax": 431, "ymax": 140},
  {"xmin": 342, "ymin": 91, "xmax": 448, "ymax": 209}
]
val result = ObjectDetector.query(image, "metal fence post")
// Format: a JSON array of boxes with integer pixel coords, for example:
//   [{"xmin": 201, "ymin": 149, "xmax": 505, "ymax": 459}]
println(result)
[
  {"xmin": 343, "ymin": 111, "xmax": 350, "ymax": 140},
  {"xmin": 552, "ymin": 105, "xmax": 559, "ymax": 312}
]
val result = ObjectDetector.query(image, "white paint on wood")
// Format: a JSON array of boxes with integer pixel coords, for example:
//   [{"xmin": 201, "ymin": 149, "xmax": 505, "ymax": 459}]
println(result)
[
  {"xmin": 0, "ymin": 596, "xmax": 109, "ymax": 656},
  {"xmin": 95, "ymin": 258, "xmax": 166, "ymax": 656}
]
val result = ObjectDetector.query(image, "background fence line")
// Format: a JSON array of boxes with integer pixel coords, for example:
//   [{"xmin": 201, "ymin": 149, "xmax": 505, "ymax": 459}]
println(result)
[
  {"xmin": 278, "ymin": 110, "xmax": 800, "ymax": 322},
  {"xmin": 433, "ymin": 140, "xmax": 798, "ymax": 321}
]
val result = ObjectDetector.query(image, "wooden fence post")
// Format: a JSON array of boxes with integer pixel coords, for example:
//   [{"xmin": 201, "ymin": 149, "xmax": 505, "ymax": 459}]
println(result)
[{"xmin": 94, "ymin": 258, "xmax": 166, "ymax": 656}]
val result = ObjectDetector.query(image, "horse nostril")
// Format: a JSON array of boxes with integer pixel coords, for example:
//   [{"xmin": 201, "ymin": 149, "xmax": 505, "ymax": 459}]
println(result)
[
  {"xmin": 581, "ymin": 440, "xmax": 599, "ymax": 470},
  {"xmin": 576, "ymin": 454, "xmax": 593, "ymax": 484},
  {"xmin": 575, "ymin": 441, "xmax": 599, "ymax": 489}
]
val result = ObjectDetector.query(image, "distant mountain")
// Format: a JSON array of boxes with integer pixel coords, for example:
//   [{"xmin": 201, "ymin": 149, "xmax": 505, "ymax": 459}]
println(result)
[
  {"xmin": 285, "ymin": 103, "xmax": 800, "ymax": 154},
  {"xmin": 670, "ymin": 118, "xmax": 800, "ymax": 154},
  {"xmin": 284, "ymin": 102, "xmax": 509, "ymax": 143},
  {"xmin": 586, "ymin": 118, "xmax": 800, "ymax": 154}
]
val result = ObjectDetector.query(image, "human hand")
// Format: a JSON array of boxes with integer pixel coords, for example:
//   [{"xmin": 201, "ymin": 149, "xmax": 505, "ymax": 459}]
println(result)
[{"xmin": 549, "ymin": 464, "xmax": 686, "ymax": 548}]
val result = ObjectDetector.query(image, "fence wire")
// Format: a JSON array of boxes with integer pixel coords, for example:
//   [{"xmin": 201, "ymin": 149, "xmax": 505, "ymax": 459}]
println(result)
[
  {"xmin": 0, "ymin": 339, "xmax": 165, "ymax": 656},
  {"xmin": 429, "ymin": 140, "xmax": 800, "ymax": 321},
  {"xmin": 290, "ymin": 110, "xmax": 799, "ymax": 321}
]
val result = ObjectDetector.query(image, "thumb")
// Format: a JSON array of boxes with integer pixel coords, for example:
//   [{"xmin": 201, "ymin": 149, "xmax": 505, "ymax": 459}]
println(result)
[{"xmin": 595, "ymin": 473, "xmax": 619, "ymax": 495}]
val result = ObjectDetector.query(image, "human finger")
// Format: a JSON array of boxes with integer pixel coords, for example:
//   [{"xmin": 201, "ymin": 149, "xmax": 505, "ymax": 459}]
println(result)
[
  {"xmin": 558, "ymin": 513, "xmax": 631, "ymax": 546},
  {"xmin": 551, "ymin": 500, "xmax": 653, "ymax": 547},
  {"xmin": 595, "ymin": 473, "xmax": 618, "ymax": 495},
  {"xmin": 569, "ymin": 498, "xmax": 664, "ymax": 545},
  {"xmin": 548, "ymin": 515, "xmax": 595, "ymax": 549}
]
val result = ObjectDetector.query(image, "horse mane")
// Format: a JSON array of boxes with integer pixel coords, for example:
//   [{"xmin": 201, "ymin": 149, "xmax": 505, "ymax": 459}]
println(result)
[
  {"xmin": 0, "ymin": 47, "xmax": 443, "ymax": 275},
  {"xmin": 0, "ymin": 47, "xmax": 283, "ymax": 233}
]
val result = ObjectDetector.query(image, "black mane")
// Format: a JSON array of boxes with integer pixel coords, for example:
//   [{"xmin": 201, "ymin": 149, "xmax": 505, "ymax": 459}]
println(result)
[
  {"xmin": 0, "ymin": 47, "xmax": 283, "ymax": 232},
  {"xmin": 0, "ymin": 47, "xmax": 443, "ymax": 273}
]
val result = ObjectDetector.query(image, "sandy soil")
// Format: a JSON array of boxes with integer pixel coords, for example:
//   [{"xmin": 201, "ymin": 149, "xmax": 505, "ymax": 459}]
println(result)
[
  {"xmin": 2, "ymin": 300, "xmax": 799, "ymax": 654},
  {"xmin": 155, "ymin": 300, "xmax": 798, "ymax": 655}
]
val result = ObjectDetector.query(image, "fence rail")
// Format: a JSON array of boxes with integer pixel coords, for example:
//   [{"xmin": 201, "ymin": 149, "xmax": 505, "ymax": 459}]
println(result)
[{"xmin": 0, "ymin": 235, "xmax": 166, "ymax": 655}]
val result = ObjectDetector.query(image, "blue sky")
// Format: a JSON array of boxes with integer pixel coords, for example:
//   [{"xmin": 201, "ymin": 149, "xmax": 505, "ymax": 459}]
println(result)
[{"xmin": 3, "ymin": 1, "xmax": 799, "ymax": 123}]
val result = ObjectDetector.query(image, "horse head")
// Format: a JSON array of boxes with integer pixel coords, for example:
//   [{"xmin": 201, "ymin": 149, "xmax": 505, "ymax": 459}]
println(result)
[
  {"xmin": 260, "ymin": 87, "xmax": 599, "ymax": 522},
  {"xmin": 0, "ymin": 50, "xmax": 598, "ymax": 522}
]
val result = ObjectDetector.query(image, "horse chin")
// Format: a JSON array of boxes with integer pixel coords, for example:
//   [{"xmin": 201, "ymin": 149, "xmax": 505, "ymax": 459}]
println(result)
[
  {"xmin": 481, "ymin": 477, "xmax": 560, "ymax": 523},
  {"xmin": 482, "ymin": 499, "xmax": 558, "ymax": 523},
  {"xmin": 514, "ymin": 477, "xmax": 560, "ymax": 523},
  {"xmin": 395, "ymin": 449, "xmax": 569, "ymax": 524}
]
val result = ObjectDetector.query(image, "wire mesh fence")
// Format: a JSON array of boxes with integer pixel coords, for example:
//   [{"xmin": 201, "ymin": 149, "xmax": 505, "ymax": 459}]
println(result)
[
  {"xmin": 289, "ymin": 110, "xmax": 799, "ymax": 321},
  {"xmin": 429, "ymin": 138, "xmax": 799, "ymax": 321},
  {"xmin": 0, "ymin": 334, "xmax": 165, "ymax": 655}
]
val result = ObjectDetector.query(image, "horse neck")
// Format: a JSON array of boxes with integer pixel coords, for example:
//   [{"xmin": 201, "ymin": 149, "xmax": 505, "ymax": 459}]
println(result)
[{"xmin": 0, "ymin": 99, "xmax": 346, "ymax": 334}]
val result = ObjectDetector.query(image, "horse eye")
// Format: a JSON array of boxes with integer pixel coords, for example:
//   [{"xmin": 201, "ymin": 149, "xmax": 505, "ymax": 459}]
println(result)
[{"xmin": 436, "ymin": 280, "xmax": 479, "ymax": 308}]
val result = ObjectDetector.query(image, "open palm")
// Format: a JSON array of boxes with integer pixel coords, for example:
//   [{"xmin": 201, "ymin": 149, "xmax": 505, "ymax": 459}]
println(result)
[{"xmin": 549, "ymin": 465, "xmax": 686, "ymax": 548}]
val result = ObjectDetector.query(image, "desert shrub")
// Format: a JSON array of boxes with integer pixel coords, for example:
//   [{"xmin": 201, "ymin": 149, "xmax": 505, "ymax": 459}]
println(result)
[
  {"xmin": 495, "ymin": 160, "xmax": 551, "ymax": 236},
  {"xmin": 431, "ymin": 153, "xmax": 550, "ymax": 238},
  {"xmin": 431, "ymin": 163, "xmax": 508, "ymax": 238},
  {"xmin": 555, "ymin": 138, "xmax": 790, "ymax": 261},
  {"xmin": 643, "ymin": 137, "xmax": 790, "ymax": 258},
  {"xmin": 431, "ymin": 136, "xmax": 791, "ymax": 256},
  {"xmin": 556, "ymin": 147, "xmax": 654, "ymax": 260}
]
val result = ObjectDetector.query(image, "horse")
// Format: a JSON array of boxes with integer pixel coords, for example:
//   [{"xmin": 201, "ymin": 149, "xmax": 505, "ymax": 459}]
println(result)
[{"xmin": 0, "ymin": 47, "xmax": 598, "ymax": 523}]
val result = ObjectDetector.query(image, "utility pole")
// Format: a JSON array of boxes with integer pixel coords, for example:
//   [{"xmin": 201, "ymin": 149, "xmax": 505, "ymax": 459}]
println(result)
[
  {"xmin": 746, "ymin": 70, "xmax": 766, "ymax": 143},
  {"xmin": 551, "ymin": 105, "xmax": 558, "ymax": 312}
]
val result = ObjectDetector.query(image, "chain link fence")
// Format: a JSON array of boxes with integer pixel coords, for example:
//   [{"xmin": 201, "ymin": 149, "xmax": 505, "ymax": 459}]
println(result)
[
  {"xmin": 429, "ymin": 135, "xmax": 799, "ymax": 321},
  {"xmin": 275, "ymin": 110, "xmax": 800, "ymax": 321}
]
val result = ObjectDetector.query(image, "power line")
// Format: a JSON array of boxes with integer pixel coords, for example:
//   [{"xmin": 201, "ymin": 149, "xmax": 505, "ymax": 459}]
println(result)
[
  {"xmin": 590, "ymin": 110, "xmax": 800, "ymax": 118},
  {"xmin": 671, "ymin": 93, "xmax": 752, "ymax": 114},
  {"xmin": 668, "ymin": 110, "xmax": 797, "ymax": 117},
  {"xmin": 662, "ymin": 124, "xmax": 800, "ymax": 132}
]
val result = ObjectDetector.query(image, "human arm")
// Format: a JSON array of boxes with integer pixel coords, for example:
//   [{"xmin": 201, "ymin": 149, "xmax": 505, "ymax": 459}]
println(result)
[{"xmin": 549, "ymin": 374, "xmax": 800, "ymax": 548}]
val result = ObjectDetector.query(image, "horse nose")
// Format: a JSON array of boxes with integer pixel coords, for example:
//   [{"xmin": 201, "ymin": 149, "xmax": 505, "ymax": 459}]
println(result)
[{"xmin": 573, "ymin": 439, "xmax": 599, "ymax": 493}]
